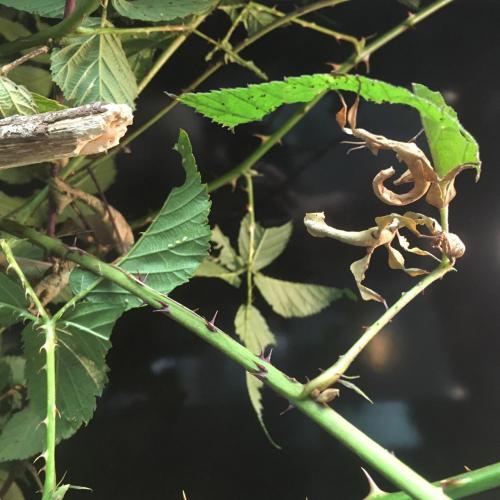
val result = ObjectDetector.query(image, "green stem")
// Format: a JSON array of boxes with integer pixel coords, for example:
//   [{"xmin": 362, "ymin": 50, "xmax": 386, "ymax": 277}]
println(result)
[
  {"xmin": 0, "ymin": 217, "xmax": 447, "ymax": 500},
  {"xmin": 0, "ymin": 0, "xmax": 100, "ymax": 57},
  {"xmin": 0, "ymin": 241, "xmax": 57, "ymax": 499},
  {"xmin": 250, "ymin": 2, "xmax": 362, "ymax": 52},
  {"xmin": 245, "ymin": 173, "xmax": 256, "ymax": 308},
  {"xmin": 440, "ymin": 205, "xmax": 449, "ymax": 233},
  {"xmin": 303, "ymin": 262, "xmax": 453, "ymax": 395},
  {"xmin": 381, "ymin": 462, "xmax": 500, "ymax": 499},
  {"xmin": 41, "ymin": 319, "xmax": 57, "ymax": 500},
  {"xmin": 207, "ymin": 0, "xmax": 455, "ymax": 192},
  {"xmin": 137, "ymin": 14, "xmax": 208, "ymax": 94},
  {"xmin": 75, "ymin": 25, "xmax": 188, "ymax": 36}
]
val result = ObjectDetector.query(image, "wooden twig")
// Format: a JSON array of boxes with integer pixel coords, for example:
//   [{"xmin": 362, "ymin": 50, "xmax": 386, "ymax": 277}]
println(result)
[
  {"xmin": 0, "ymin": 102, "xmax": 133, "ymax": 169},
  {"xmin": 0, "ymin": 46, "xmax": 49, "ymax": 76}
]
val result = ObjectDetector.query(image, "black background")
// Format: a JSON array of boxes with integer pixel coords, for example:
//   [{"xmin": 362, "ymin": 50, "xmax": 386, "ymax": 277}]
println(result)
[{"xmin": 47, "ymin": 1, "xmax": 500, "ymax": 499}]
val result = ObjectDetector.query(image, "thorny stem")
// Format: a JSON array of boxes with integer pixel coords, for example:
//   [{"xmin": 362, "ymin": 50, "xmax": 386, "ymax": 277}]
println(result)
[
  {"xmin": 0, "ymin": 0, "xmax": 100, "ymax": 57},
  {"xmin": 207, "ymin": 0, "xmax": 455, "ymax": 191},
  {"xmin": 40, "ymin": 319, "xmax": 57, "ymax": 500},
  {"xmin": 302, "ymin": 262, "xmax": 453, "ymax": 396},
  {"xmin": 0, "ymin": 218, "xmax": 447, "ymax": 500},
  {"xmin": 380, "ymin": 462, "xmax": 500, "ymax": 499},
  {"xmin": 0, "ymin": 241, "xmax": 56, "ymax": 500},
  {"xmin": 75, "ymin": 25, "xmax": 188, "ymax": 36}
]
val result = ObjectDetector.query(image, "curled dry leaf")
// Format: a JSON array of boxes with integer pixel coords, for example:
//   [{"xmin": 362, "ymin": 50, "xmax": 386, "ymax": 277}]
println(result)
[
  {"xmin": 52, "ymin": 177, "xmax": 134, "ymax": 255},
  {"xmin": 304, "ymin": 211, "xmax": 447, "ymax": 304},
  {"xmin": 336, "ymin": 94, "xmax": 474, "ymax": 208}
]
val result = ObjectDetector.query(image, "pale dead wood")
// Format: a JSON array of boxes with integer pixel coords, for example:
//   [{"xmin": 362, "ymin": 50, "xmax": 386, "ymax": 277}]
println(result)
[{"xmin": 0, "ymin": 102, "xmax": 133, "ymax": 169}]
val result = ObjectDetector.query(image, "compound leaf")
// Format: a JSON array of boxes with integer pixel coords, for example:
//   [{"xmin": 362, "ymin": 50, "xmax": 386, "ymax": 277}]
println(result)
[
  {"xmin": 112, "ymin": 0, "xmax": 215, "ymax": 21},
  {"xmin": 254, "ymin": 273, "xmax": 351, "ymax": 318},
  {"xmin": 71, "ymin": 130, "xmax": 211, "ymax": 307}
]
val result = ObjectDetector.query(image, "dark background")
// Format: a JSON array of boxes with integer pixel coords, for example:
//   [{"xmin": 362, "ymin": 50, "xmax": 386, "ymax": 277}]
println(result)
[{"xmin": 50, "ymin": 1, "xmax": 500, "ymax": 498}]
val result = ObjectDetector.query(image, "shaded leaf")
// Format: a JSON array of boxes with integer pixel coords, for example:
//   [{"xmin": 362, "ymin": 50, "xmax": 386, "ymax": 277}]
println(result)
[
  {"xmin": 0, "ymin": 273, "xmax": 30, "ymax": 327},
  {"xmin": 234, "ymin": 304, "xmax": 275, "ymax": 357},
  {"xmin": 0, "ymin": 77, "xmax": 37, "ymax": 117},
  {"xmin": 0, "ymin": 0, "xmax": 66, "ymax": 17},
  {"xmin": 180, "ymin": 74, "xmax": 480, "ymax": 178},
  {"xmin": 70, "ymin": 130, "xmax": 211, "ymax": 307},
  {"xmin": 10, "ymin": 66, "xmax": 52, "ymax": 97},
  {"xmin": 235, "ymin": 304, "xmax": 279, "ymax": 448},
  {"xmin": 0, "ymin": 470, "xmax": 24, "ymax": 500},
  {"xmin": 50, "ymin": 22, "xmax": 138, "ymax": 108},
  {"xmin": 238, "ymin": 216, "xmax": 292, "ymax": 271},
  {"xmin": 112, "ymin": 0, "xmax": 216, "ymax": 21},
  {"xmin": 212, "ymin": 225, "xmax": 241, "ymax": 271},
  {"xmin": 254, "ymin": 273, "xmax": 349, "ymax": 318},
  {"xmin": 243, "ymin": 6, "xmax": 278, "ymax": 37},
  {"xmin": 0, "ymin": 302, "xmax": 123, "ymax": 460},
  {"xmin": 0, "ymin": 17, "xmax": 31, "ymax": 40},
  {"xmin": 413, "ymin": 83, "xmax": 479, "ymax": 178},
  {"xmin": 195, "ymin": 259, "xmax": 241, "ymax": 287}
]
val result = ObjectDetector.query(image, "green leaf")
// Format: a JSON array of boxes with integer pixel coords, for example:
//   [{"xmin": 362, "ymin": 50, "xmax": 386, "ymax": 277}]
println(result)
[
  {"xmin": 70, "ymin": 129, "xmax": 211, "ymax": 306},
  {"xmin": 0, "ymin": 273, "xmax": 30, "ymax": 327},
  {"xmin": 211, "ymin": 225, "xmax": 241, "ymax": 271},
  {"xmin": 234, "ymin": 303, "xmax": 275, "ymax": 356},
  {"xmin": 0, "ymin": 302, "xmax": 123, "ymax": 460},
  {"xmin": 10, "ymin": 66, "xmax": 52, "ymax": 97},
  {"xmin": 0, "ymin": 76, "xmax": 37, "ymax": 117},
  {"xmin": 235, "ymin": 304, "xmax": 279, "ymax": 448},
  {"xmin": 195, "ymin": 259, "xmax": 241, "ymax": 287},
  {"xmin": 32, "ymin": 93, "xmax": 67, "ymax": 113},
  {"xmin": 238, "ymin": 216, "xmax": 292, "ymax": 272},
  {"xmin": 112, "ymin": 0, "xmax": 216, "ymax": 21},
  {"xmin": 412, "ymin": 83, "xmax": 479, "ymax": 178},
  {"xmin": 0, "ymin": 0, "xmax": 65, "ymax": 17},
  {"xmin": 0, "ymin": 16, "xmax": 31, "ymax": 40},
  {"xmin": 0, "ymin": 469, "xmax": 25, "ymax": 500},
  {"xmin": 180, "ymin": 74, "xmax": 480, "ymax": 176},
  {"xmin": 50, "ymin": 22, "xmax": 138, "ymax": 108},
  {"xmin": 254, "ymin": 273, "xmax": 350, "ymax": 318},
  {"xmin": 243, "ymin": 6, "xmax": 278, "ymax": 37}
]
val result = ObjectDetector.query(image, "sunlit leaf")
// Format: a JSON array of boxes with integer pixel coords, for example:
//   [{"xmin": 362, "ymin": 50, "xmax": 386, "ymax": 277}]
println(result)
[
  {"xmin": 238, "ymin": 216, "xmax": 292, "ymax": 272},
  {"xmin": 254, "ymin": 273, "xmax": 350, "ymax": 318},
  {"xmin": 180, "ymin": 74, "xmax": 480, "ymax": 178},
  {"xmin": 0, "ymin": 76, "xmax": 37, "ymax": 117},
  {"xmin": 50, "ymin": 22, "xmax": 138, "ymax": 108},
  {"xmin": 71, "ymin": 130, "xmax": 211, "ymax": 306},
  {"xmin": 112, "ymin": 0, "xmax": 216, "ymax": 21}
]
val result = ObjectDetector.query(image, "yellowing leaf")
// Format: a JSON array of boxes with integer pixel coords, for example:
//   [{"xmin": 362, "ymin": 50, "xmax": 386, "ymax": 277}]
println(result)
[{"xmin": 254, "ymin": 273, "xmax": 349, "ymax": 318}]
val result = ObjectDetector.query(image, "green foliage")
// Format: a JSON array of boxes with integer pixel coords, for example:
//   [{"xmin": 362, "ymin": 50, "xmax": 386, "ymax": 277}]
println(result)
[
  {"xmin": 412, "ymin": 83, "xmax": 477, "ymax": 178},
  {"xmin": 0, "ymin": 273, "xmax": 32, "ymax": 327},
  {"xmin": 0, "ymin": 77, "xmax": 37, "ymax": 117},
  {"xmin": 0, "ymin": 302, "xmax": 123, "ymax": 460},
  {"xmin": 71, "ymin": 130, "xmax": 211, "ymax": 306},
  {"xmin": 50, "ymin": 23, "xmax": 138, "ymax": 108},
  {"xmin": 254, "ymin": 273, "xmax": 353, "ymax": 318},
  {"xmin": 0, "ymin": 0, "xmax": 67, "ymax": 18},
  {"xmin": 180, "ymin": 74, "xmax": 480, "ymax": 178},
  {"xmin": 112, "ymin": 0, "xmax": 216, "ymax": 21},
  {"xmin": 31, "ymin": 93, "xmax": 67, "ymax": 113},
  {"xmin": 238, "ymin": 216, "xmax": 292, "ymax": 272}
]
